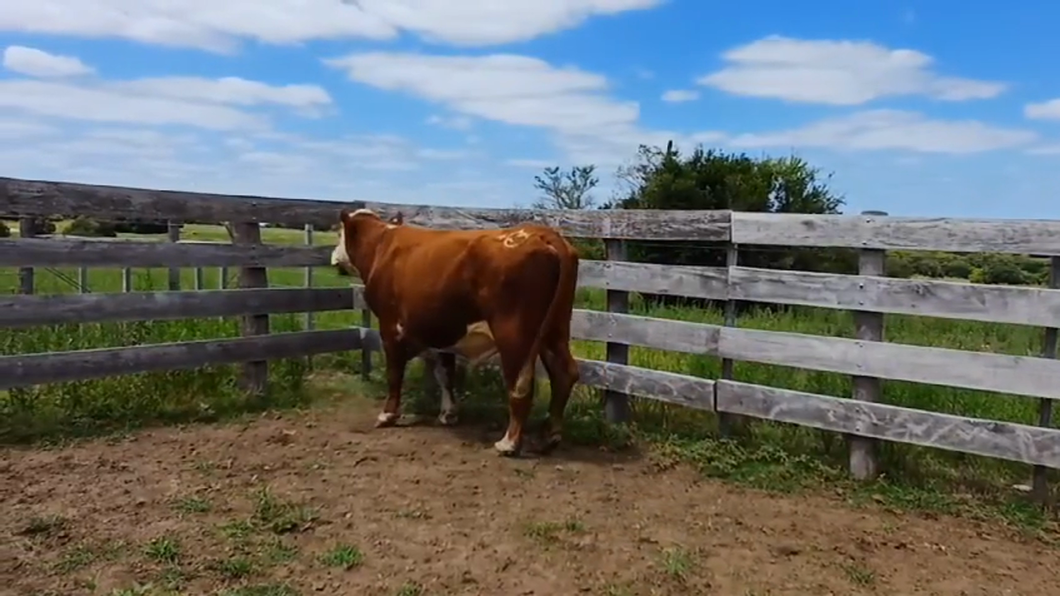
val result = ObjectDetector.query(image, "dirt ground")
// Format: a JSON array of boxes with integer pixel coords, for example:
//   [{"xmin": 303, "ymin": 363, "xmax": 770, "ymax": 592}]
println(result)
[{"xmin": 2, "ymin": 394, "xmax": 1058, "ymax": 596}]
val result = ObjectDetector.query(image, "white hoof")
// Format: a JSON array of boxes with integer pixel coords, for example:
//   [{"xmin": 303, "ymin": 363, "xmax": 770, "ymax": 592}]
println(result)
[
  {"xmin": 375, "ymin": 411, "xmax": 399, "ymax": 427},
  {"xmin": 437, "ymin": 410, "xmax": 459, "ymax": 426},
  {"xmin": 494, "ymin": 435, "xmax": 519, "ymax": 456}
]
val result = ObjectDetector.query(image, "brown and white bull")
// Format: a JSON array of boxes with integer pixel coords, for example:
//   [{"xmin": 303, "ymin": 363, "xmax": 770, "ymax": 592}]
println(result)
[{"xmin": 330, "ymin": 208, "xmax": 581, "ymax": 457}]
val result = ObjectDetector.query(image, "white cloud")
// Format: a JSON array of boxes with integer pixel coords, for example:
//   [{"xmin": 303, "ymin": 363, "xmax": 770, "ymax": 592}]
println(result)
[
  {"xmin": 506, "ymin": 158, "xmax": 554, "ymax": 168},
  {"xmin": 427, "ymin": 114, "xmax": 474, "ymax": 130},
  {"xmin": 726, "ymin": 110, "xmax": 1036, "ymax": 153},
  {"xmin": 3, "ymin": 45, "xmax": 94, "ymax": 77},
  {"xmin": 0, "ymin": 67, "xmax": 333, "ymax": 130},
  {"xmin": 698, "ymin": 36, "xmax": 1006, "ymax": 105},
  {"xmin": 1026, "ymin": 144, "xmax": 1060, "ymax": 155},
  {"xmin": 0, "ymin": 0, "xmax": 662, "ymax": 52},
  {"xmin": 661, "ymin": 89, "xmax": 699, "ymax": 103},
  {"xmin": 1025, "ymin": 99, "xmax": 1060, "ymax": 120},
  {"xmin": 325, "ymin": 52, "xmax": 640, "ymax": 137}
]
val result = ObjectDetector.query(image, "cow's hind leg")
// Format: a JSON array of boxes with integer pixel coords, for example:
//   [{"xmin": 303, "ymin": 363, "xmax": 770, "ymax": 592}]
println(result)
[
  {"xmin": 377, "ymin": 339, "xmax": 411, "ymax": 428},
  {"xmin": 539, "ymin": 341, "xmax": 580, "ymax": 453},
  {"xmin": 434, "ymin": 351, "xmax": 459, "ymax": 426},
  {"xmin": 491, "ymin": 324, "xmax": 538, "ymax": 457}
]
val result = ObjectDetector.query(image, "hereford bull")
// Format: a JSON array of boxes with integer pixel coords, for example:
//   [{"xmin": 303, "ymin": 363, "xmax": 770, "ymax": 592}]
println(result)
[{"xmin": 330, "ymin": 208, "xmax": 581, "ymax": 457}]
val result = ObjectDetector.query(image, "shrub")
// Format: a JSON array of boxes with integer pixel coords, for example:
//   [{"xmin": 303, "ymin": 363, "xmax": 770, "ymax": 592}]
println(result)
[
  {"xmin": 63, "ymin": 216, "xmax": 118, "ymax": 238},
  {"xmin": 0, "ymin": 220, "xmax": 9, "ymax": 238}
]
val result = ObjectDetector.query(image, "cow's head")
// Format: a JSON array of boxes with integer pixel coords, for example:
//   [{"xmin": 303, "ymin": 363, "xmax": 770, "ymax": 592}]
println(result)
[{"xmin": 331, "ymin": 207, "xmax": 382, "ymax": 277}]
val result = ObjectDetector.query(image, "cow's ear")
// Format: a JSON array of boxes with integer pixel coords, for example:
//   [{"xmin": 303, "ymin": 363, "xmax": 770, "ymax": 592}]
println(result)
[{"xmin": 389, "ymin": 211, "xmax": 404, "ymax": 225}]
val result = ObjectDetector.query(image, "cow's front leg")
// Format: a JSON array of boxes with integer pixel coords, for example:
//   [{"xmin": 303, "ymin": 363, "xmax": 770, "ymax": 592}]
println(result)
[
  {"xmin": 434, "ymin": 352, "xmax": 459, "ymax": 426},
  {"xmin": 377, "ymin": 338, "xmax": 411, "ymax": 428}
]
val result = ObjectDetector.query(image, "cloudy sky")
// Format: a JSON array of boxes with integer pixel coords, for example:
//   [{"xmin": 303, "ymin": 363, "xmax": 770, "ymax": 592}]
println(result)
[{"xmin": 1, "ymin": 1, "xmax": 1059, "ymax": 217}]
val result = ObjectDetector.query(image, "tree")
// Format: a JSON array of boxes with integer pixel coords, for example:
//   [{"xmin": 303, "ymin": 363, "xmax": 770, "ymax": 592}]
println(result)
[
  {"xmin": 606, "ymin": 141, "xmax": 850, "ymax": 308},
  {"xmin": 63, "ymin": 216, "xmax": 117, "ymax": 238},
  {"xmin": 532, "ymin": 165, "xmax": 599, "ymax": 210}
]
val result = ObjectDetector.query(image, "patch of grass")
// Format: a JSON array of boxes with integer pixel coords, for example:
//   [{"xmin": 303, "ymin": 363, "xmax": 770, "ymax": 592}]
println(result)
[
  {"xmin": 212, "ymin": 555, "xmax": 255, "ymax": 580},
  {"xmin": 173, "ymin": 495, "xmax": 211, "ymax": 514},
  {"xmin": 841, "ymin": 561, "xmax": 877, "ymax": 586},
  {"xmin": 108, "ymin": 584, "xmax": 155, "ymax": 596},
  {"xmin": 319, "ymin": 543, "xmax": 364, "ymax": 570},
  {"xmin": 659, "ymin": 546, "xmax": 693, "ymax": 581},
  {"xmin": 251, "ymin": 486, "xmax": 319, "ymax": 535},
  {"xmin": 144, "ymin": 535, "xmax": 181, "ymax": 565},
  {"xmin": 522, "ymin": 518, "xmax": 586, "ymax": 546},
  {"xmin": 218, "ymin": 583, "xmax": 300, "ymax": 596},
  {"xmin": 261, "ymin": 539, "xmax": 299, "ymax": 565},
  {"xmin": 395, "ymin": 582, "xmax": 423, "ymax": 596},
  {"xmin": 54, "ymin": 545, "xmax": 97, "ymax": 573},
  {"xmin": 219, "ymin": 518, "xmax": 255, "ymax": 543},
  {"xmin": 18, "ymin": 514, "xmax": 67, "ymax": 537}
]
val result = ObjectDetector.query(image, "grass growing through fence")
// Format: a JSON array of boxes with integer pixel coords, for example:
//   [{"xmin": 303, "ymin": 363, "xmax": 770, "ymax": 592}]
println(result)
[{"xmin": 2, "ymin": 225, "xmax": 1056, "ymax": 532}]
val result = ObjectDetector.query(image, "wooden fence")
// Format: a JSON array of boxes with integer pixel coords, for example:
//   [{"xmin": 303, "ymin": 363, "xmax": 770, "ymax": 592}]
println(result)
[{"xmin": 3, "ymin": 176, "xmax": 1060, "ymax": 502}]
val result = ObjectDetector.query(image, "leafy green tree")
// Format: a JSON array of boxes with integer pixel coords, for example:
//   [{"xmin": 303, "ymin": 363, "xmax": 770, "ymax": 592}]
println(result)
[
  {"xmin": 607, "ymin": 141, "xmax": 849, "ymax": 273},
  {"xmin": 63, "ymin": 216, "xmax": 117, "ymax": 238}
]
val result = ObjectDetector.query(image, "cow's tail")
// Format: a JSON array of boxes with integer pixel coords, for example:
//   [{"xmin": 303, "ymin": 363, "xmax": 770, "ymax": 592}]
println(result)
[{"xmin": 518, "ymin": 231, "xmax": 578, "ymax": 395}]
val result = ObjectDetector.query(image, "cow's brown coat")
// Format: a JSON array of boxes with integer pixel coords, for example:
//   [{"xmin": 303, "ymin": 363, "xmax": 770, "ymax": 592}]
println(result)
[{"xmin": 331, "ymin": 208, "xmax": 580, "ymax": 456}]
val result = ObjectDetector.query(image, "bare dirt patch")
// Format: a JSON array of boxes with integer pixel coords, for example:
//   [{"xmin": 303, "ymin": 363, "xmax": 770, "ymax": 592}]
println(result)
[{"xmin": 2, "ymin": 395, "xmax": 1057, "ymax": 596}]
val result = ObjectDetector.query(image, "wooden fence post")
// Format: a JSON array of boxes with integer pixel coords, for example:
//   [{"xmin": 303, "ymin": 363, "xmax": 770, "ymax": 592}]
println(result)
[
  {"xmin": 719, "ymin": 243, "xmax": 743, "ymax": 437},
  {"xmin": 1032, "ymin": 256, "xmax": 1060, "ymax": 504},
  {"xmin": 849, "ymin": 209, "xmax": 887, "ymax": 480},
  {"xmin": 18, "ymin": 217, "xmax": 34, "ymax": 295},
  {"xmin": 194, "ymin": 267, "xmax": 204, "ymax": 291},
  {"xmin": 603, "ymin": 238, "xmax": 631, "ymax": 423},
  {"xmin": 303, "ymin": 223, "xmax": 315, "ymax": 369},
  {"xmin": 167, "ymin": 221, "xmax": 181, "ymax": 291},
  {"xmin": 361, "ymin": 308, "xmax": 373, "ymax": 381},
  {"xmin": 122, "ymin": 268, "xmax": 133, "ymax": 292},
  {"xmin": 220, "ymin": 266, "xmax": 229, "ymax": 290},
  {"xmin": 232, "ymin": 222, "xmax": 269, "ymax": 396}
]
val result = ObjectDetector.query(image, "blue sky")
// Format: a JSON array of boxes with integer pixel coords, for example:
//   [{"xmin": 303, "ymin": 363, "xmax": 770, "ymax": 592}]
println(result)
[{"xmin": 2, "ymin": 1, "xmax": 1060, "ymax": 218}]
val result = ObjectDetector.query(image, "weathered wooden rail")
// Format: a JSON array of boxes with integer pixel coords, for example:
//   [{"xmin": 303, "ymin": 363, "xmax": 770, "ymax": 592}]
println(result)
[{"xmin": 3, "ymin": 175, "xmax": 1060, "ymax": 503}]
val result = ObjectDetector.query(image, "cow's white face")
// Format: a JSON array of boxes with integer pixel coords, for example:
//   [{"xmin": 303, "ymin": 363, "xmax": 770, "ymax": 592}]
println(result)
[{"xmin": 331, "ymin": 222, "xmax": 353, "ymax": 275}]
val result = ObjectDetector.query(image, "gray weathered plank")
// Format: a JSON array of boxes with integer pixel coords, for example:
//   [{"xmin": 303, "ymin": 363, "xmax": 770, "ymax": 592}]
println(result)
[
  {"xmin": 577, "ymin": 260, "xmax": 728, "ymax": 299},
  {"xmin": 1, "ymin": 237, "xmax": 332, "ymax": 268},
  {"xmin": 716, "ymin": 380, "xmax": 1060, "ymax": 469},
  {"xmin": 0, "ymin": 176, "xmax": 732, "ymax": 240},
  {"xmin": 578, "ymin": 359, "xmax": 715, "ymax": 411},
  {"xmin": 0, "ymin": 288, "xmax": 356, "ymax": 329},
  {"xmin": 720, "ymin": 326, "xmax": 1060, "ymax": 400},
  {"xmin": 570, "ymin": 310, "xmax": 721, "ymax": 355},
  {"xmin": 732, "ymin": 211, "xmax": 1060, "ymax": 254},
  {"xmin": 729, "ymin": 266, "xmax": 1060, "ymax": 328},
  {"xmin": 0, "ymin": 329, "xmax": 363, "ymax": 390}
]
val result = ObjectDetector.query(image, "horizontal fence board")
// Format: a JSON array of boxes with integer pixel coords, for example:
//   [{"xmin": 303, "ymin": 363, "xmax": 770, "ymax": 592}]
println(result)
[
  {"xmin": 1, "ymin": 237, "xmax": 332, "ymax": 268},
  {"xmin": 732, "ymin": 212, "xmax": 1060, "ymax": 254},
  {"xmin": 1, "ymin": 288, "xmax": 356, "ymax": 329},
  {"xmin": 577, "ymin": 260, "xmax": 728, "ymax": 299},
  {"xmin": 0, "ymin": 176, "xmax": 731, "ymax": 240},
  {"xmin": 720, "ymin": 327, "xmax": 1060, "ymax": 400},
  {"xmin": 578, "ymin": 359, "xmax": 715, "ymax": 411},
  {"xmin": 729, "ymin": 267, "xmax": 1060, "ymax": 328},
  {"xmin": 716, "ymin": 380, "xmax": 1060, "ymax": 469},
  {"xmin": 0, "ymin": 329, "xmax": 364, "ymax": 390},
  {"xmin": 571, "ymin": 310, "xmax": 721, "ymax": 355}
]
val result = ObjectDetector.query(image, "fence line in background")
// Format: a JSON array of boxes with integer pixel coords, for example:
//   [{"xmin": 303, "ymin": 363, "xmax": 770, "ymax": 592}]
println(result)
[{"xmin": 5, "ymin": 176, "xmax": 1060, "ymax": 505}]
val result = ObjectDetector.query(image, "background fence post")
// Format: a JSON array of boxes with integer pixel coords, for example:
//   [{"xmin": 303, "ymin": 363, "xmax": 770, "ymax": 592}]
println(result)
[
  {"xmin": 303, "ymin": 223, "xmax": 315, "ymax": 369},
  {"xmin": 232, "ymin": 221, "xmax": 269, "ymax": 396},
  {"xmin": 849, "ymin": 209, "xmax": 888, "ymax": 480},
  {"xmin": 167, "ymin": 221, "xmax": 181, "ymax": 291},
  {"xmin": 122, "ymin": 268, "xmax": 133, "ymax": 292},
  {"xmin": 78, "ymin": 267, "xmax": 88, "ymax": 293},
  {"xmin": 18, "ymin": 216, "xmax": 34, "ymax": 295},
  {"xmin": 604, "ymin": 238, "xmax": 631, "ymax": 423},
  {"xmin": 361, "ymin": 307, "xmax": 373, "ymax": 381},
  {"xmin": 1032, "ymin": 256, "xmax": 1060, "ymax": 504},
  {"xmin": 194, "ymin": 267, "xmax": 204, "ymax": 291},
  {"xmin": 719, "ymin": 242, "xmax": 743, "ymax": 437}
]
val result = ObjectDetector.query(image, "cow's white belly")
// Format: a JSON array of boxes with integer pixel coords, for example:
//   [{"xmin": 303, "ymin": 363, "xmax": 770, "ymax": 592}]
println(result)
[{"xmin": 447, "ymin": 320, "xmax": 498, "ymax": 366}]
